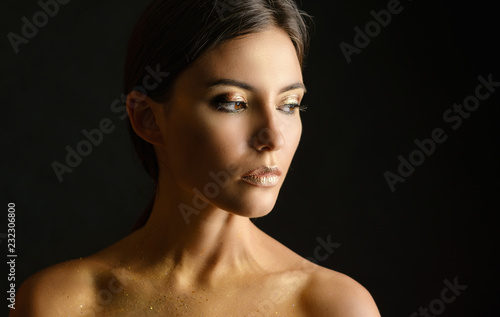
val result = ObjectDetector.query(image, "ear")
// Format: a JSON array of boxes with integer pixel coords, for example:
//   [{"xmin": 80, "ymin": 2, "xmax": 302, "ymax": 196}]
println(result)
[{"xmin": 126, "ymin": 90, "xmax": 164, "ymax": 146}]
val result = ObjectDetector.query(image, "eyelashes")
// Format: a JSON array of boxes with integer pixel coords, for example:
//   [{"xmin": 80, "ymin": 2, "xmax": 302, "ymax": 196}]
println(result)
[
  {"xmin": 211, "ymin": 96, "xmax": 307, "ymax": 115},
  {"xmin": 215, "ymin": 101, "xmax": 247, "ymax": 113},
  {"xmin": 276, "ymin": 103, "xmax": 308, "ymax": 114}
]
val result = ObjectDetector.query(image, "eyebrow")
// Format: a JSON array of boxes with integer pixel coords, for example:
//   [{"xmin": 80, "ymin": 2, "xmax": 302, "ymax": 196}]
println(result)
[{"xmin": 207, "ymin": 79, "xmax": 307, "ymax": 94}]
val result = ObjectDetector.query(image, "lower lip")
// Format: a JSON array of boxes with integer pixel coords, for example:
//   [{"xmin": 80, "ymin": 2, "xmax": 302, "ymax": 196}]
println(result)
[{"xmin": 241, "ymin": 174, "xmax": 280, "ymax": 187}]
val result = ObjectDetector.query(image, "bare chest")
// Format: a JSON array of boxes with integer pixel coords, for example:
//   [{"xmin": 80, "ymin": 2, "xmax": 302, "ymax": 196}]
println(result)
[{"xmin": 83, "ymin": 273, "xmax": 309, "ymax": 316}]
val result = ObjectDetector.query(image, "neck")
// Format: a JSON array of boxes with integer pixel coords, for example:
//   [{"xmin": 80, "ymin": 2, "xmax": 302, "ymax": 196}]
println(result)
[{"xmin": 131, "ymin": 172, "xmax": 272, "ymax": 289}]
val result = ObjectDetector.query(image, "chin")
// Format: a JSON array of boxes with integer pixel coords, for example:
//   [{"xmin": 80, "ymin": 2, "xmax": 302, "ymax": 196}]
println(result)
[
  {"xmin": 219, "ymin": 188, "xmax": 280, "ymax": 219},
  {"xmin": 235, "ymin": 206, "xmax": 274, "ymax": 219}
]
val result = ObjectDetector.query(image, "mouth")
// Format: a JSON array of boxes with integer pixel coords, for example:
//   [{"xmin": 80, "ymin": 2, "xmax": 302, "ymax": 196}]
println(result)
[{"xmin": 241, "ymin": 166, "xmax": 282, "ymax": 187}]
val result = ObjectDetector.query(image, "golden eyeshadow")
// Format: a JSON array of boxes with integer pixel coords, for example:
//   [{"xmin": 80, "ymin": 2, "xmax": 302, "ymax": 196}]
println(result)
[
  {"xmin": 281, "ymin": 95, "xmax": 300, "ymax": 104},
  {"xmin": 211, "ymin": 93, "xmax": 246, "ymax": 103}
]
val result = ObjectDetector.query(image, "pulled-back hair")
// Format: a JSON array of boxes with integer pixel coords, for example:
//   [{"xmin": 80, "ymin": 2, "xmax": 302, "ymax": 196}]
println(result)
[{"xmin": 124, "ymin": 0, "xmax": 313, "ymax": 230}]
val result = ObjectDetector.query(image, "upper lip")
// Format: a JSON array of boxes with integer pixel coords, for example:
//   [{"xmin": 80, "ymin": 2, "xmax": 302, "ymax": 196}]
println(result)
[{"xmin": 242, "ymin": 166, "xmax": 282, "ymax": 177}]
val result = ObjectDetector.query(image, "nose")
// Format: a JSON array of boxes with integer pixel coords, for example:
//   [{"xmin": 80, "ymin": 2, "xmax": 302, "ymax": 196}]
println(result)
[{"xmin": 251, "ymin": 107, "xmax": 285, "ymax": 152}]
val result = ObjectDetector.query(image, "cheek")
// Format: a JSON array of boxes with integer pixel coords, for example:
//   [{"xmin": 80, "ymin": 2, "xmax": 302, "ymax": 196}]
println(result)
[
  {"xmin": 281, "ymin": 117, "xmax": 303, "ymax": 159},
  {"xmin": 163, "ymin": 110, "xmax": 246, "ymax": 187}
]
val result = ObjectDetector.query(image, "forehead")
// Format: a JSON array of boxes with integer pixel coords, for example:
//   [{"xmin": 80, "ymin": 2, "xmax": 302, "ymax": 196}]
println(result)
[{"xmin": 175, "ymin": 26, "xmax": 303, "ymax": 95}]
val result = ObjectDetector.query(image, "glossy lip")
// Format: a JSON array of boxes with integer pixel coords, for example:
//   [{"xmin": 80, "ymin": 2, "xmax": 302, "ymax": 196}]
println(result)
[{"xmin": 241, "ymin": 166, "xmax": 282, "ymax": 187}]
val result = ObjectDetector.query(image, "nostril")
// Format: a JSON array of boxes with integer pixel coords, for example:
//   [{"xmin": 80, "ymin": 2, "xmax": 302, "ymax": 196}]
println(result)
[{"xmin": 258, "ymin": 144, "xmax": 272, "ymax": 152}]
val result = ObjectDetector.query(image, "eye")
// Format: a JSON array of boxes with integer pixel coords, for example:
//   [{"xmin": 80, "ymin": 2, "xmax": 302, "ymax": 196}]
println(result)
[
  {"xmin": 215, "ymin": 101, "xmax": 247, "ymax": 113},
  {"xmin": 210, "ymin": 94, "xmax": 248, "ymax": 113},
  {"xmin": 277, "ymin": 103, "xmax": 308, "ymax": 114}
]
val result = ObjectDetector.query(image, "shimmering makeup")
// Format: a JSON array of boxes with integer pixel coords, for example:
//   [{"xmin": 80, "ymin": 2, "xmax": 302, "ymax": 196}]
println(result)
[
  {"xmin": 210, "ymin": 93, "xmax": 247, "ymax": 113},
  {"xmin": 281, "ymin": 95, "xmax": 300, "ymax": 105},
  {"xmin": 210, "ymin": 92, "xmax": 307, "ymax": 114}
]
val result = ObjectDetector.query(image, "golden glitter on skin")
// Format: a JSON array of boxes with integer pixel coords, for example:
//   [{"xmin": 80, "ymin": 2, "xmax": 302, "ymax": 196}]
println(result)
[
  {"xmin": 281, "ymin": 94, "xmax": 300, "ymax": 105},
  {"xmin": 5, "ymin": 23, "xmax": 381, "ymax": 317}
]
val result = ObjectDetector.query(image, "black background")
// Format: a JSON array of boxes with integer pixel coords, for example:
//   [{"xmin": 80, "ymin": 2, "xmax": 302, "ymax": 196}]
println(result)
[{"xmin": 1, "ymin": 1, "xmax": 499, "ymax": 316}]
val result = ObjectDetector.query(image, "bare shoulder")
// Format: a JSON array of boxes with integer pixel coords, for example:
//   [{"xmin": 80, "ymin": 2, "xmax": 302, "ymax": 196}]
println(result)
[
  {"xmin": 257, "ymin": 229, "xmax": 380, "ymax": 316},
  {"xmin": 261, "ymin": 232, "xmax": 380, "ymax": 316},
  {"xmin": 10, "ymin": 258, "xmax": 102, "ymax": 317},
  {"xmin": 298, "ymin": 265, "xmax": 380, "ymax": 317}
]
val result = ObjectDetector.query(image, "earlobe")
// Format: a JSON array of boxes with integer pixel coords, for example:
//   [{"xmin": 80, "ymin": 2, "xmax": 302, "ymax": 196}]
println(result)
[{"xmin": 126, "ymin": 91, "xmax": 164, "ymax": 146}]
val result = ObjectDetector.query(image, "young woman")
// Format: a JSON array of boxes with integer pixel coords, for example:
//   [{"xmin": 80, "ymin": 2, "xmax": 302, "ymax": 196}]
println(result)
[{"xmin": 13, "ymin": 0, "xmax": 380, "ymax": 316}]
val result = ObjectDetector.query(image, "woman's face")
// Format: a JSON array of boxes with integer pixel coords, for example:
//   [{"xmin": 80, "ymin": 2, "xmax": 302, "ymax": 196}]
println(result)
[{"xmin": 156, "ymin": 26, "xmax": 305, "ymax": 219}]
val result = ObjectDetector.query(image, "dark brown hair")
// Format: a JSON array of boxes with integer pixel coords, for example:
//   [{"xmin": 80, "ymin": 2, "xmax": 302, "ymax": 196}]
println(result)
[{"xmin": 124, "ymin": 0, "xmax": 313, "ymax": 231}]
